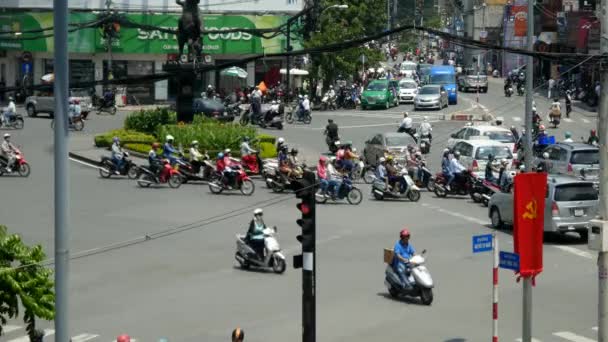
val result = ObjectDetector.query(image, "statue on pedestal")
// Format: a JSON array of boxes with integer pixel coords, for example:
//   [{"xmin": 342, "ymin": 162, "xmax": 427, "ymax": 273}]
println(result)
[{"xmin": 176, "ymin": 0, "xmax": 202, "ymax": 61}]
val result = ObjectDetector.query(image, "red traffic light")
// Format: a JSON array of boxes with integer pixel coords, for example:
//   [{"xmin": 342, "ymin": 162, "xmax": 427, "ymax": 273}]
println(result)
[{"xmin": 297, "ymin": 202, "xmax": 311, "ymax": 215}]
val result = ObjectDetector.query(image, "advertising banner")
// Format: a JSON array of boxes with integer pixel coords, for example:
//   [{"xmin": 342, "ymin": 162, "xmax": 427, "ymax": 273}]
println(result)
[
  {"xmin": 513, "ymin": 6, "xmax": 528, "ymax": 37},
  {"xmin": 0, "ymin": 12, "xmax": 298, "ymax": 55},
  {"xmin": 513, "ymin": 173, "xmax": 547, "ymax": 278}
]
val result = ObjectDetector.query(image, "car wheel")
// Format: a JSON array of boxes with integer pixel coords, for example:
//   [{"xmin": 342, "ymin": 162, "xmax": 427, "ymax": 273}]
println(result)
[
  {"xmin": 26, "ymin": 104, "xmax": 36, "ymax": 117},
  {"xmin": 385, "ymin": 101, "xmax": 389, "ymax": 109},
  {"xmin": 490, "ymin": 207, "xmax": 504, "ymax": 229}
]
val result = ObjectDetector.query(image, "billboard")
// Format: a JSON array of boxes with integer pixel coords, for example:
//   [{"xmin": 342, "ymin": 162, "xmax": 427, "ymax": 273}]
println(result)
[
  {"xmin": 512, "ymin": 6, "xmax": 528, "ymax": 37},
  {"xmin": 0, "ymin": 0, "xmax": 304, "ymax": 13}
]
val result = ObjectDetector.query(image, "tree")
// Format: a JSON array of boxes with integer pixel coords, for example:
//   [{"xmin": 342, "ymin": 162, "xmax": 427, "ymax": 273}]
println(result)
[
  {"xmin": 0, "ymin": 225, "xmax": 55, "ymax": 340},
  {"xmin": 304, "ymin": 0, "xmax": 386, "ymax": 90}
]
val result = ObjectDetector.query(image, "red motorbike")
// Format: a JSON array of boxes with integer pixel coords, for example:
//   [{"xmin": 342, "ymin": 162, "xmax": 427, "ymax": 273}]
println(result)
[
  {"xmin": 137, "ymin": 159, "xmax": 182, "ymax": 188},
  {"xmin": 208, "ymin": 164, "xmax": 255, "ymax": 196},
  {"xmin": 0, "ymin": 148, "xmax": 31, "ymax": 177},
  {"xmin": 239, "ymin": 152, "xmax": 264, "ymax": 175},
  {"xmin": 433, "ymin": 170, "xmax": 476, "ymax": 198}
]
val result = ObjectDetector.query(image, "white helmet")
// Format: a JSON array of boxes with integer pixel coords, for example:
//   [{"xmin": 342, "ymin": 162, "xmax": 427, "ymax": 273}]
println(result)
[
  {"xmin": 3, "ymin": 133, "xmax": 10, "ymax": 139},
  {"xmin": 335, "ymin": 140, "xmax": 341, "ymax": 146},
  {"xmin": 191, "ymin": 140, "xmax": 199, "ymax": 146},
  {"xmin": 379, "ymin": 157, "xmax": 386, "ymax": 163},
  {"xmin": 277, "ymin": 137, "xmax": 285, "ymax": 144},
  {"xmin": 224, "ymin": 148, "xmax": 231, "ymax": 154},
  {"xmin": 166, "ymin": 135, "xmax": 174, "ymax": 142},
  {"xmin": 423, "ymin": 116, "xmax": 428, "ymax": 122},
  {"xmin": 501, "ymin": 158, "xmax": 508, "ymax": 165},
  {"xmin": 271, "ymin": 100, "xmax": 277, "ymax": 104},
  {"xmin": 542, "ymin": 152, "xmax": 549, "ymax": 159},
  {"xmin": 253, "ymin": 208, "xmax": 263, "ymax": 215}
]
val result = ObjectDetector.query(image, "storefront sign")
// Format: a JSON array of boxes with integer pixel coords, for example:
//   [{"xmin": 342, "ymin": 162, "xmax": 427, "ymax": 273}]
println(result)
[
  {"xmin": 0, "ymin": 12, "xmax": 300, "ymax": 55},
  {"xmin": 513, "ymin": 6, "xmax": 528, "ymax": 37}
]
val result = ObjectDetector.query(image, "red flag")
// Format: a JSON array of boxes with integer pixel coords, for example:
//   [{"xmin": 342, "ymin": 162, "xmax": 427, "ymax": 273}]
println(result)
[{"xmin": 513, "ymin": 173, "xmax": 547, "ymax": 279}]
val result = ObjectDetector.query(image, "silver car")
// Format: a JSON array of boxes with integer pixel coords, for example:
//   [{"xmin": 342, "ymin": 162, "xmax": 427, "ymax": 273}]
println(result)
[
  {"xmin": 363, "ymin": 132, "xmax": 417, "ymax": 166},
  {"xmin": 414, "ymin": 85, "xmax": 448, "ymax": 110},
  {"xmin": 488, "ymin": 175, "xmax": 598, "ymax": 239},
  {"xmin": 533, "ymin": 142, "xmax": 599, "ymax": 184}
]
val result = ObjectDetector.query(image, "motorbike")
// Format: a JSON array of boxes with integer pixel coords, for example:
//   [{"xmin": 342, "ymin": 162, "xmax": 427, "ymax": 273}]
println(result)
[
  {"xmin": 0, "ymin": 148, "xmax": 31, "ymax": 177},
  {"xmin": 99, "ymin": 152, "xmax": 139, "ymax": 179},
  {"xmin": 548, "ymin": 112, "xmax": 561, "ymax": 128},
  {"xmin": 286, "ymin": 107, "xmax": 312, "ymax": 124},
  {"xmin": 0, "ymin": 113, "xmax": 24, "ymax": 129},
  {"xmin": 174, "ymin": 156, "xmax": 216, "ymax": 183},
  {"xmin": 433, "ymin": 170, "xmax": 476, "ymax": 197},
  {"xmin": 137, "ymin": 159, "xmax": 183, "ymax": 188},
  {"xmin": 413, "ymin": 161, "xmax": 434, "ymax": 191},
  {"xmin": 492, "ymin": 69, "xmax": 500, "ymax": 77},
  {"xmin": 504, "ymin": 86, "xmax": 513, "ymax": 97},
  {"xmin": 325, "ymin": 135, "xmax": 340, "ymax": 154},
  {"xmin": 208, "ymin": 164, "xmax": 255, "ymax": 196},
  {"xmin": 51, "ymin": 115, "xmax": 84, "ymax": 131},
  {"xmin": 473, "ymin": 179, "xmax": 502, "ymax": 206},
  {"xmin": 235, "ymin": 226, "xmax": 286, "ymax": 274},
  {"xmin": 321, "ymin": 93, "xmax": 337, "ymax": 111},
  {"xmin": 517, "ymin": 84, "xmax": 525, "ymax": 96},
  {"xmin": 315, "ymin": 176, "xmax": 363, "ymax": 205},
  {"xmin": 239, "ymin": 151, "xmax": 265, "ymax": 175},
  {"xmin": 384, "ymin": 250, "xmax": 434, "ymax": 305},
  {"xmin": 259, "ymin": 105, "xmax": 284, "ymax": 130},
  {"xmin": 350, "ymin": 157, "xmax": 375, "ymax": 184},
  {"xmin": 418, "ymin": 134, "xmax": 431, "ymax": 154},
  {"xmin": 371, "ymin": 169, "xmax": 421, "ymax": 202},
  {"xmin": 266, "ymin": 165, "xmax": 306, "ymax": 193},
  {"xmin": 96, "ymin": 99, "xmax": 117, "ymax": 115}
]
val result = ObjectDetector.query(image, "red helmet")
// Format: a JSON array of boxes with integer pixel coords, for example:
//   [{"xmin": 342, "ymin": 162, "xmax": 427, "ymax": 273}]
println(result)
[
  {"xmin": 73, "ymin": 99, "xmax": 80, "ymax": 104},
  {"xmin": 591, "ymin": 129, "xmax": 597, "ymax": 135},
  {"xmin": 152, "ymin": 142, "xmax": 160, "ymax": 149},
  {"xmin": 400, "ymin": 228, "xmax": 410, "ymax": 238},
  {"xmin": 539, "ymin": 124, "xmax": 546, "ymax": 131},
  {"xmin": 116, "ymin": 334, "xmax": 131, "ymax": 342}
]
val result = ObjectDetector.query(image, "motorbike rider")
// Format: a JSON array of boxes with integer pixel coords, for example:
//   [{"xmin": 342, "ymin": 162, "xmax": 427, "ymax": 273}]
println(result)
[
  {"xmin": 232, "ymin": 328, "xmax": 245, "ymax": 342},
  {"xmin": 317, "ymin": 156, "xmax": 340, "ymax": 198},
  {"xmin": 2, "ymin": 96, "xmax": 16, "ymax": 126},
  {"xmin": 148, "ymin": 142, "xmax": 162, "ymax": 177},
  {"xmin": 276, "ymin": 137, "xmax": 286, "ymax": 153},
  {"xmin": 341, "ymin": 142, "xmax": 358, "ymax": 175},
  {"xmin": 298, "ymin": 95, "xmax": 311, "ymax": 121},
  {"xmin": 497, "ymin": 159, "xmax": 510, "ymax": 192},
  {"xmin": 549, "ymin": 98, "xmax": 561, "ymax": 122},
  {"xmin": 504, "ymin": 77, "xmax": 513, "ymax": 94},
  {"xmin": 246, "ymin": 208, "xmax": 267, "ymax": 259},
  {"xmin": 536, "ymin": 152, "xmax": 550, "ymax": 172},
  {"xmin": 565, "ymin": 90, "xmax": 572, "ymax": 117},
  {"xmin": 101, "ymin": 88, "xmax": 115, "ymax": 109},
  {"xmin": 264, "ymin": 100, "xmax": 280, "ymax": 123},
  {"xmin": 251, "ymin": 86, "xmax": 262, "ymax": 122},
  {"xmin": 189, "ymin": 140, "xmax": 204, "ymax": 174},
  {"xmin": 392, "ymin": 228, "xmax": 416, "ymax": 288},
  {"xmin": 68, "ymin": 99, "xmax": 82, "ymax": 122},
  {"xmin": 448, "ymin": 151, "xmax": 467, "ymax": 191},
  {"xmin": 587, "ymin": 129, "xmax": 600, "ymax": 145},
  {"xmin": 325, "ymin": 119, "xmax": 339, "ymax": 147},
  {"xmin": 205, "ymin": 84, "xmax": 215, "ymax": 99},
  {"xmin": 288, "ymin": 148, "xmax": 303, "ymax": 178},
  {"xmin": 376, "ymin": 156, "xmax": 388, "ymax": 181},
  {"xmin": 277, "ymin": 145, "xmax": 293, "ymax": 183},
  {"xmin": 399, "ymin": 112, "xmax": 416, "ymax": 141},
  {"xmin": 484, "ymin": 154, "xmax": 498, "ymax": 183},
  {"xmin": 1, "ymin": 133, "xmax": 17, "ymax": 172},
  {"xmin": 563, "ymin": 131, "xmax": 574, "ymax": 143},
  {"xmin": 441, "ymin": 149, "xmax": 453, "ymax": 190},
  {"xmin": 240, "ymin": 136, "xmax": 257, "ymax": 168},
  {"xmin": 385, "ymin": 155, "xmax": 405, "ymax": 193},
  {"xmin": 163, "ymin": 135, "xmax": 179, "ymax": 165},
  {"xmin": 111, "ymin": 136, "xmax": 125, "ymax": 174},
  {"xmin": 418, "ymin": 116, "xmax": 432, "ymax": 142},
  {"xmin": 216, "ymin": 151, "xmax": 235, "ymax": 188},
  {"xmin": 510, "ymin": 126, "xmax": 520, "ymax": 141}
]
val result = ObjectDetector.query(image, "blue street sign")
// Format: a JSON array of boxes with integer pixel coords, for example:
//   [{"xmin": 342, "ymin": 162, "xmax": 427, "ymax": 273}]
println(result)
[
  {"xmin": 21, "ymin": 62, "xmax": 32, "ymax": 74},
  {"xmin": 472, "ymin": 234, "xmax": 493, "ymax": 253},
  {"xmin": 499, "ymin": 251, "xmax": 520, "ymax": 271}
]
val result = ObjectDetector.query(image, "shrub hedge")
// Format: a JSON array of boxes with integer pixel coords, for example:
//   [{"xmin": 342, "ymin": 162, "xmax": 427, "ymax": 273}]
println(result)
[
  {"xmin": 124, "ymin": 107, "xmax": 177, "ymax": 134},
  {"xmin": 94, "ymin": 129, "xmax": 156, "ymax": 148}
]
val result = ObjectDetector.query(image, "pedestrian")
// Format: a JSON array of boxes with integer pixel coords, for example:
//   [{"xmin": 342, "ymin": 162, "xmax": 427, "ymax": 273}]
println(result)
[
  {"xmin": 232, "ymin": 328, "xmax": 244, "ymax": 342},
  {"xmin": 548, "ymin": 77, "xmax": 555, "ymax": 99}
]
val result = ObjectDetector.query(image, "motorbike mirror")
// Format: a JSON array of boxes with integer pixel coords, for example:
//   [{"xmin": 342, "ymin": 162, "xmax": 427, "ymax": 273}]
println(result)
[
  {"xmin": 450, "ymin": 133, "xmax": 457, "ymax": 138},
  {"xmin": 273, "ymin": 226, "xmax": 278, "ymax": 232},
  {"xmin": 421, "ymin": 249, "xmax": 427, "ymax": 255}
]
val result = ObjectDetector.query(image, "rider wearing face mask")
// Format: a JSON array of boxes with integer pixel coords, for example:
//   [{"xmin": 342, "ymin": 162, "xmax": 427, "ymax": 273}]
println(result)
[
  {"xmin": 392, "ymin": 228, "xmax": 416, "ymax": 288},
  {"xmin": 247, "ymin": 208, "xmax": 266, "ymax": 259}
]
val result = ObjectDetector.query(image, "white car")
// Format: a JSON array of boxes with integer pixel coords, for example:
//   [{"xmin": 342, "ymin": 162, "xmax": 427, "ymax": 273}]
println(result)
[
  {"xmin": 447, "ymin": 125, "xmax": 517, "ymax": 158},
  {"xmin": 400, "ymin": 61, "xmax": 417, "ymax": 78},
  {"xmin": 398, "ymin": 79, "xmax": 418, "ymax": 103},
  {"xmin": 450, "ymin": 139, "xmax": 514, "ymax": 176}
]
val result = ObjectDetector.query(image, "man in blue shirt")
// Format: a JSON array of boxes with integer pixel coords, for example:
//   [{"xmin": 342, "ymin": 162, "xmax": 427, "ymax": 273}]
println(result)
[
  {"xmin": 163, "ymin": 135, "xmax": 179, "ymax": 165},
  {"xmin": 392, "ymin": 228, "xmax": 416, "ymax": 288}
]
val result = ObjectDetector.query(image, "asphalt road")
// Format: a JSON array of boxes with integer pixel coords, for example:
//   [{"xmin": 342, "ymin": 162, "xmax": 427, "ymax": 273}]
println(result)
[{"xmin": 0, "ymin": 82, "xmax": 601, "ymax": 342}]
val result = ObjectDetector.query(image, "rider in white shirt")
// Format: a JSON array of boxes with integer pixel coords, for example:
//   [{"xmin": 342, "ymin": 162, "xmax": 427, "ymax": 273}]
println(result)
[{"xmin": 418, "ymin": 116, "xmax": 432, "ymax": 142}]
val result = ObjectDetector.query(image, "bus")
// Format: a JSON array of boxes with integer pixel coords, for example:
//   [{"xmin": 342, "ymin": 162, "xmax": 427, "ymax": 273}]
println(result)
[{"xmin": 429, "ymin": 65, "xmax": 457, "ymax": 104}]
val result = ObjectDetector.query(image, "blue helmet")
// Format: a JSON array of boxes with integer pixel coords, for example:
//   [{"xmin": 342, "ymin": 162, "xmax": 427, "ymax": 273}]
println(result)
[
  {"xmin": 217, "ymin": 152, "xmax": 224, "ymax": 159},
  {"xmin": 113, "ymin": 136, "xmax": 119, "ymax": 143}
]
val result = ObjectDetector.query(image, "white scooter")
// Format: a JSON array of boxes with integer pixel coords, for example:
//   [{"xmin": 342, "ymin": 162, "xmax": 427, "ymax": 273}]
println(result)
[
  {"xmin": 371, "ymin": 168, "xmax": 421, "ymax": 202},
  {"xmin": 235, "ymin": 226, "xmax": 286, "ymax": 274},
  {"xmin": 384, "ymin": 250, "xmax": 434, "ymax": 305}
]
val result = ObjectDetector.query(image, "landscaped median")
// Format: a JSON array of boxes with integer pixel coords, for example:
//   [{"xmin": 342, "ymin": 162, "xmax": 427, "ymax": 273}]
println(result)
[{"xmin": 93, "ymin": 108, "xmax": 278, "ymax": 159}]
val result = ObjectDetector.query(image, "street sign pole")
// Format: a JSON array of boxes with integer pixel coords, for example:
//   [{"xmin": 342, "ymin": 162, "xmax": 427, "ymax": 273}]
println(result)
[{"xmin": 493, "ymin": 232, "xmax": 499, "ymax": 342}]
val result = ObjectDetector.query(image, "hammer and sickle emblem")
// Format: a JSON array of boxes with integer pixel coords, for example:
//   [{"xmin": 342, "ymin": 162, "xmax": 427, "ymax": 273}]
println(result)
[{"xmin": 522, "ymin": 200, "xmax": 537, "ymax": 220}]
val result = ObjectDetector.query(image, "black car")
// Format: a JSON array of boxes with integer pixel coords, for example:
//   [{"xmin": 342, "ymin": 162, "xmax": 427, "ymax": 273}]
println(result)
[{"xmin": 192, "ymin": 97, "xmax": 235, "ymax": 122}]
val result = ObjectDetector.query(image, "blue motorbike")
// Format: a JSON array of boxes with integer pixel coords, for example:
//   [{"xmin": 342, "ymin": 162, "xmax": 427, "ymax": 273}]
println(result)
[{"xmin": 315, "ymin": 176, "xmax": 363, "ymax": 205}]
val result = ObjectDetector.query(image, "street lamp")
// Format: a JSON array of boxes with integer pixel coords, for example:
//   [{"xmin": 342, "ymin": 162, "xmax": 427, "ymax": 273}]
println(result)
[{"xmin": 284, "ymin": 4, "xmax": 348, "ymax": 102}]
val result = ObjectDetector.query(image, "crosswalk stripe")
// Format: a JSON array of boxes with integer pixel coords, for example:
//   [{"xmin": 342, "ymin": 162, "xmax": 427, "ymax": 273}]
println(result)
[
  {"xmin": 512, "ymin": 117, "xmax": 522, "ymax": 122},
  {"xmin": 515, "ymin": 338, "xmax": 542, "ymax": 342},
  {"xmin": 554, "ymin": 331, "xmax": 596, "ymax": 342},
  {"xmin": 8, "ymin": 329, "xmax": 55, "ymax": 342},
  {"xmin": 563, "ymin": 118, "xmax": 574, "ymax": 122},
  {"xmin": 582, "ymin": 118, "xmax": 590, "ymax": 123},
  {"xmin": 72, "ymin": 333, "xmax": 100, "ymax": 342},
  {"xmin": 592, "ymin": 327, "xmax": 598, "ymax": 331},
  {"xmin": 2, "ymin": 325, "xmax": 22, "ymax": 334}
]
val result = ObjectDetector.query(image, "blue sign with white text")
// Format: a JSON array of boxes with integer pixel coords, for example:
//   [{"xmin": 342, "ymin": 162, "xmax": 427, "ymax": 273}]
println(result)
[
  {"xmin": 499, "ymin": 251, "xmax": 520, "ymax": 271},
  {"xmin": 472, "ymin": 234, "xmax": 493, "ymax": 253}
]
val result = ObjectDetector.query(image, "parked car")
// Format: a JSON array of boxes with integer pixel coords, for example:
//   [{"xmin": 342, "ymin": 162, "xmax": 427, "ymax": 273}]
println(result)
[
  {"xmin": 25, "ymin": 89, "xmax": 93, "ymax": 118},
  {"xmin": 414, "ymin": 85, "xmax": 448, "ymax": 110},
  {"xmin": 457, "ymin": 68, "xmax": 488, "ymax": 92},
  {"xmin": 488, "ymin": 175, "xmax": 598, "ymax": 239},
  {"xmin": 447, "ymin": 125, "xmax": 516, "ymax": 157},
  {"xmin": 193, "ymin": 97, "xmax": 235, "ymax": 122},
  {"xmin": 363, "ymin": 132, "xmax": 417, "ymax": 166},
  {"xmin": 533, "ymin": 142, "xmax": 599, "ymax": 185},
  {"xmin": 451, "ymin": 139, "xmax": 514, "ymax": 176},
  {"xmin": 361, "ymin": 80, "xmax": 399, "ymax": 110},
  {"xmin": 398, "ymin": 79, "xmax": 418, "ymax": 104}
]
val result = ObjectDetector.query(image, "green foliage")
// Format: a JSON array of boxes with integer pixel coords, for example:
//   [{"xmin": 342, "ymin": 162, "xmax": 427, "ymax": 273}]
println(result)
[
  {"xmin": 157, "ymin": 122, "xmax": 257, "ymax": 156},
  {"xmin": 0, "ymin": 225, "xmax": 54, "ymax": 339},
  {"xmin": 94, "ymin": 129, "xmax": 156, "ymax": 148},
  {"xmin": 256, "ymin": 134, "xmax": 277, "ymax": 159},
  {"xmin": 124, "ymin": 107, "xmax": 177, "ymax": 134},
  {"xmin": 305, "ymin": 0, "xmax": 387, "ymax": 86},
  {"xmin": 123, "ymin": 143, "xmax": 159, "ymax": 155}
]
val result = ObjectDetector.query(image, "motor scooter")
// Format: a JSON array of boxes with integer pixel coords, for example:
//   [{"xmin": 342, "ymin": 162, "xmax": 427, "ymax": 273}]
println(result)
[
  {"xmin": 418, "ymin": 134, "xmax": 431, "ymax": 154},
  {"xmin": 137, "ymin": 159, "xmax": 182, "ymax": 188},
  {"xmin": 433, "ymin": 170, "xmax": 476, "ymax": 198},
  {"xmin": 315, "ymin": 176, "xmax": 363, "ymax": 205},
  {"xmin": 235, "ymin": 226, "xmax": 286, "ymax": 274},
  {"xmin": 0, "ymin": 148, "xmax": 31, "ymax": 177},
  {"xmin": 240, "ymin": 151, "xmax": 265, "ymax": 175},
  {"xmin": 259, "ymin": 104, "xmax": 284, "ymax": 129},
  {"xmin": 548, "ymin": 112, "xmax": 561, "ymax": 128},
  {"xmin": 0, "ymin": 113, "xmax": 24, "ymax": 129},
  {"xmin": 384, "ymin": 250, "xmax": 434, "ymax": 305},
  {"xmin": 99, "ymin": 151, "xmax": 139, "ymax": 179},
  {"xmin": 505, "ymin": 87, "xmax": 513, "ymax": 97},
  {"xmin": 209, "ymin": 165, "xmax": 255, "ymax": 195},
  {"xmin": 371, "ymin": 169, "xmax": 421, "ymax": 202}
]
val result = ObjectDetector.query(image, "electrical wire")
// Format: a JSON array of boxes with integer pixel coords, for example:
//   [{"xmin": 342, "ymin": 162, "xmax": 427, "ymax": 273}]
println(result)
[{"xmin": 0, "ymin": 179, "xmax": 320, "ymax": 274}]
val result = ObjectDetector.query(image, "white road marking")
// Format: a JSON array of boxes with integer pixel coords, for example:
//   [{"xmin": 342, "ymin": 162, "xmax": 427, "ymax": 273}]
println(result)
[
  {"xmin": 592, "ymin": 327, "xmax": 598, "ymax": 331},
  {"xmin": 2, "ymin": 325, "xmax": 22, "ymax": 334},
  {"xmin": 71, "ymin": 333, "xmax": 100, "ymax": 342},
  {"xmin": 8, "ymin": 329, "xmax": 54, "ymax": 342},
  {"xmin": 515, "ymin": 338, "xmax": 542, "ymax": 342},
  {"xmin": 553, "ymin": 331, "xmax": 596, "ymax": 342},
  {"xmin": 554, "ymin": 246, "xmax": 594, "ymax": 259},
  {"xmin": 69, "ymin": 157, "xmax": 101, "ymax": 169},
  {"xmin": 294, "ymin": 121, "xmax": 441, "ymax": 130},
  {"xmin": 512, "ymin": 117, "xmax": 522, "ymax": 122},
  {"xmin": 582, "ymin": 118, "xmax": 590, "ymax": 124},
  {"xmin": 563, "ymin": 118, "xmax": 574, "ymax": 123}
]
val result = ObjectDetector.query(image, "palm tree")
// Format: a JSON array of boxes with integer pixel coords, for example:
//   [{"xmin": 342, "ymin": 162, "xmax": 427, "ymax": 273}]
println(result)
[{"xmin": 0, "ymin": 225, "xmax": 55, "ymax": 341}]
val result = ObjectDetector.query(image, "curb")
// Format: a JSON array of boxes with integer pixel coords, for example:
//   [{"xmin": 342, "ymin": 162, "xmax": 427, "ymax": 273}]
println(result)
[
  {"xmin": 450, "ymin": 113, "xmax": 493, "ymax": 121},
  {"xmin": 68, "ymin": 152, "xmax": 101, "ymax": 167}
]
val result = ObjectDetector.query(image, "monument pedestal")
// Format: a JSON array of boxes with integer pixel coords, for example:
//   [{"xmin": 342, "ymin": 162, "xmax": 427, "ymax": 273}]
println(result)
[{"xmin": 163, "ymin": 61, "xmax": 198, "ymax": 123}]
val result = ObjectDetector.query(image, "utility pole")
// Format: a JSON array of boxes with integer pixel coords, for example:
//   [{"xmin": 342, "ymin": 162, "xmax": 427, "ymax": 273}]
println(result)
[
  {"xmin": 106, "ymin": 0, "xmax": 113, "ymax": 80},
  {"xmin": 53, "ymin": 0, "xmax": 70, "ymax": 341},
  {"xmin": 522, "ymin": 0, "xmax": 535, "ymax": 339},
  {"xmin": 387, "ymin": 0, "xmax": 391, "ymax": 42},
  {"xmin": 463, "ymin": 0, "xmax": 474, "ymax": 66}
]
